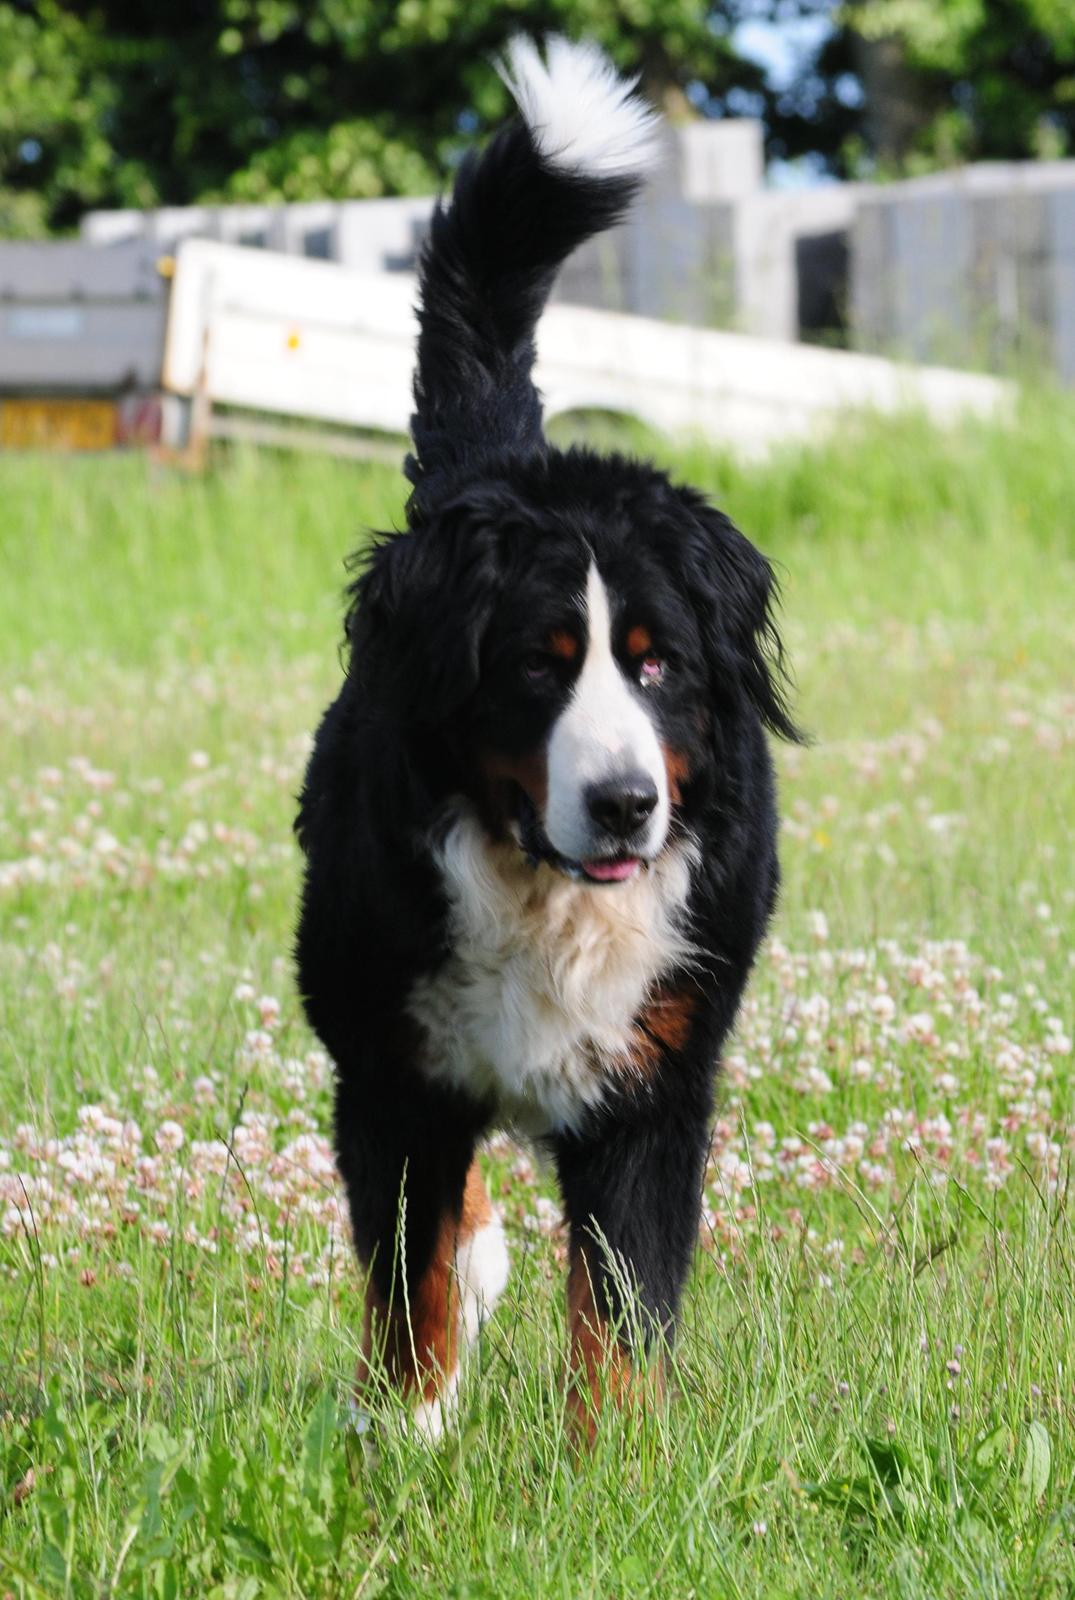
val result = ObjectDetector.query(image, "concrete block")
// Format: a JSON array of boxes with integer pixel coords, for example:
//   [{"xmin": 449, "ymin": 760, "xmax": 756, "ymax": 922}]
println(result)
[
  {"xmin": 1048, "ymin": 188, "xmax": 1075, "ymax": 384},
  {"xmin": 335, "ymin": 197, "xmax": 433, "ymax": 273},
  {"xmin": 80, "ymin": 210, "xmax": 142, "ymax": 246},
  {"xmin": 146, "ymin": 208, "xmax": 213, "ymax": 248},
  {"xmin": 677, "ymin": 120, "xmax": 764, "ymax": 203},
  {"xmin": 0, "ymin": 238, "xmax": 163, "ymax": 300},
  {"xmin": 850, "ymin": 200, "xmax": 893, "ymax": 350},
  {"xmin": 213, "ymin": 205, "xmax": 276, "ymax": 249},
  {"xmin": 895, "ymin": 196, "xmax": 974, "ymax": 361},
  {"xmin": 266, "ymin": 201, "xmax": 340, "ymax": 259}
]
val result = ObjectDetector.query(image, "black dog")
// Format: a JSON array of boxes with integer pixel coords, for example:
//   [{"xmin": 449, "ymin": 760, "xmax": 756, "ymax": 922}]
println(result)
[{"xmin": 295, "ymin": 36, "xmax": 798, "ymax": 1440}]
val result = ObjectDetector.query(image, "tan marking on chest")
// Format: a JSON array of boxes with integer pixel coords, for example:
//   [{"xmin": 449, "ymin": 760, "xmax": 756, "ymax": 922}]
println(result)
[{"xmin": 630, "ymin": 985, "xmax": 697, "ymax": 1076}]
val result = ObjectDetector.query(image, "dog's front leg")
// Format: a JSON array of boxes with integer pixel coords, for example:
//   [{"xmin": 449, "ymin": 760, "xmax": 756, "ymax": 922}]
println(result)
[
  {"xmin": 553, "ymin": 1104, "xmax": 710, "ymax": 1444},
  {"xmin": 336, "ymin": 1081, "xmax": 506, "ymax": 1440}
]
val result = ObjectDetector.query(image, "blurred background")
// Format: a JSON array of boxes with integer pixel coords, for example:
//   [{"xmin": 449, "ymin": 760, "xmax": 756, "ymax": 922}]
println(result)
[{"xmin": 2, "ymin": 0, "xmax": 1074, "ymax": 455}]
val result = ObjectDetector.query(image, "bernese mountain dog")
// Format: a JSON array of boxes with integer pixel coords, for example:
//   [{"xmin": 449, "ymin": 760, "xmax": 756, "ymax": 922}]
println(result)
[{"xmin": 295, "ymin": 35, "xmax": 799, "ymax": 1442}]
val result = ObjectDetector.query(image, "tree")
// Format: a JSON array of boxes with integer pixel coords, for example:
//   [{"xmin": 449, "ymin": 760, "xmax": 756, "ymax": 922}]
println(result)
[
  {"xmin": 3, "ymin": 0, "xmax": 1072, "ymax": 236},
  {"xmin": 0, "ymin": 1, "xmax": 766, "ymax": 233},
  {"xmin": 769, "ymin": 0, "xmax": 1075, "ymax": 177},
  {"xmin": 0, "ymin": 2, "xmax": 114, "ymax": 234}
]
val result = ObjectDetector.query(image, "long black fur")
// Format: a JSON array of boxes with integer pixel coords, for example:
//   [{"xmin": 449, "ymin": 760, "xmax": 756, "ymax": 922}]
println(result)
[
  {"xmin": 295, "ymin": 96, "xmax": 799, "ymax": 1385},
  {"xmin": 406, "ymin": 114, "xmax": 643, "ymax": 511}
]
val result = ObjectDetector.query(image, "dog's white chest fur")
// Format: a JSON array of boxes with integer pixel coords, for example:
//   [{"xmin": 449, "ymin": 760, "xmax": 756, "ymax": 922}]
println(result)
[{"xmin": 407, "ymin": 809, "xmax": 694, "ymax": 1133}]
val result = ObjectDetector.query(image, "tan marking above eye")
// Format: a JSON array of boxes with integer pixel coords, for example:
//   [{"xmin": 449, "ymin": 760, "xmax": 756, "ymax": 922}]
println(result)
[
  {"xmin": 626, "ymin": 625, "xmax": 653, "ymax": 657},
  {"xmin": 548, "ymin": 629, "xmax": 578, "ymax": 661}
]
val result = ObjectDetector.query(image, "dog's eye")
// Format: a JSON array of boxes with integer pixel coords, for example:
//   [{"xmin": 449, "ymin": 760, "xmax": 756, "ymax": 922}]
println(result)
[
  {"xmin": 522, "ymin": 653, "xmax": 554, "ymax": 683},
  {"xmin": 639, "ymin": 653, "xmax": 665, "ymax": 686}
]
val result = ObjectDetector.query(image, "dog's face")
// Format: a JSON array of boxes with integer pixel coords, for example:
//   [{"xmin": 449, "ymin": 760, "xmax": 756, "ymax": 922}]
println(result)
[
  {"xmin": 470, "ymin": 548, "xmax": 707, "ymax": 883},
  {"xmin": 349, "ymin": 451, "xmax": 796, "ymax": 880}
]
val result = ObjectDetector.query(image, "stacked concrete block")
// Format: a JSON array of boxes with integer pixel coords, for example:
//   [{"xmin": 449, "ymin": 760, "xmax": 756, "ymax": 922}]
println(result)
[
  {"xmin": 78, "ymin": 123, "xmax": 858, "ymax": 343},
  {"xmin": 552, "ymin": 121, "xmax": 764, "ymax": 325},
  {"xmin": 1051, "ymin": 190, "xmax": 1075, "ymax": 385},
  {"xmin": 74, "ymin": 136, "xmax": 1075, "ymax": 382},
  {"xmin": 851, "ymin": 162, "xmax": 1075, "ymax": 378},
  {"xmin": 81, "ymin": 196, "xmax": 436, "ymax": 275},
  {"xmin": 552, "ymin": 123, "xmax": 858, "ymax": 343},
  {"xmin": 0, "ymin": 238, "xmax": 166, "ymax": 391},
  {"xmin": 334, "ymin": 198, "xmax": 433, "ymax": 273}
]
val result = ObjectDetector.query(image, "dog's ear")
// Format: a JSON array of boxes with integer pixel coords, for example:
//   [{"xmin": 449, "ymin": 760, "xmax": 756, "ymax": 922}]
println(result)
[
  {"xmin": 675, "ymin": 489, "xmax": 802, "ymax": 743},
  {"xmin": 346, "ymin": 510, "xmax": 500, "ymax": 724}
]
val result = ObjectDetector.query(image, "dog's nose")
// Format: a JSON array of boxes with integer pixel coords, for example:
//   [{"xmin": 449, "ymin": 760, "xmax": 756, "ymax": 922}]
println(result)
[{"xmin": 585, "ymin": 776, "xmax": 658, "ymax": 838}]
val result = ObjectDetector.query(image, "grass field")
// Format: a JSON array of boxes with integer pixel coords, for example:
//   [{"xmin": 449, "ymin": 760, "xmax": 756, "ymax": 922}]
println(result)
[{"xmin": 1, "ymin": 396, "xmax": 1074, "ymax": 1598}]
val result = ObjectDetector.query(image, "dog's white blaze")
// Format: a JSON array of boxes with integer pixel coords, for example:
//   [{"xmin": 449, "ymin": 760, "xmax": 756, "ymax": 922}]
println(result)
[
  {"xmin": 409, "ymin": 811, "xmax": 696, "ymax": 1134},
  {"xmin": 498, "ymin": 35, "xmax": 661, "ymax": 179},
  {"xmin": 455, "ymin": 1215, "xmax": 510, "ymax": 1345},
  {"xmin": 544, "ymin": 564, "xmax": 670, "ymax": 865}
]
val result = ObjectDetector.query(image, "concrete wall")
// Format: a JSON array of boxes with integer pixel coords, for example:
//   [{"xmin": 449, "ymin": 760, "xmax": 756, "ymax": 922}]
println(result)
[
  {"xmin": 83, "ymin": 123, "xmax": 849, "ymax": 338},
  {"xmin": 82, "ymin": 195, "xmax": 434, "ymax": 276},
  {"xmin": 63, "ymin": 139, "xmax": 1075, "ymax": 388},
  {"xmin": 851, "ymin": 162, "xmax": 1075, "ymax": 378}
]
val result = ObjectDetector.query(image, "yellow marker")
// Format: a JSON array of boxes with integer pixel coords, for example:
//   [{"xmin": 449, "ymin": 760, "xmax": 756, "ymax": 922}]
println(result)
[{"xmin": 286, "ymin": 330, "xmax": 301, "ymax": 351}]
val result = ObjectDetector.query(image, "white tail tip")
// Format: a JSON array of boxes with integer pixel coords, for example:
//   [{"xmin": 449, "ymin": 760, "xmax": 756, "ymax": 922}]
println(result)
[{"xmin": 498, "ymin": 34, "xmax": 661, "ymax": 179}]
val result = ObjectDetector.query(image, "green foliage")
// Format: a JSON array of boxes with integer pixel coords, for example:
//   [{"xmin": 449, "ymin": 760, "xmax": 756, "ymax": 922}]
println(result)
[
  {"xmin": 2, "ymin": 1384, "xmax": 357, "ymax": 1594},
  {"xmin": 0, "ymin": 0, "xmax": 756, "ymax": 232},
  {"xmin": 3, "ymin": 0, "xmax": 1072, "ymax": 232},
  {"xmin": 0, "ymin": 2, "xmax": 113, "ymax": 234},
  {"xmin": 221, "ymin": 117, "xmax": 439, "ymax": 203},
  {"xmin": 805, "ymin": 1420, "xmax": 1055, "ymax": 1544},
  {"xmin": 839, "ymin": 0, "xmax": 1075, "ymax": 171}
]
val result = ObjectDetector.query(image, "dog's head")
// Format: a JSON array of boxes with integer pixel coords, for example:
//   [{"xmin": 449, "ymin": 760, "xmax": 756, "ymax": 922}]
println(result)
[{"xmin": 348, "ymin": 450, "xmax": 799, "ymax": 882}]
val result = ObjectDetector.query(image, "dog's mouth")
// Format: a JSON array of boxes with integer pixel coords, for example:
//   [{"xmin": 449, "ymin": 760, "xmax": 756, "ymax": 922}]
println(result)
[{"xmin": 514, "ymin": 790, "xmax": 644, "ymax": 885}]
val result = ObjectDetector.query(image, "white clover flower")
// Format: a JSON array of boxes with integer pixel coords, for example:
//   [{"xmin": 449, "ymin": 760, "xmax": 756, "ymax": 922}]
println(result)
[
  {"xmin": 257, "ymin": 995, "xmax": 281, "ymax": 1028},
  {"xmin": 155, "ymin": 1121, "xmax": 185, "ymax": 1155}
]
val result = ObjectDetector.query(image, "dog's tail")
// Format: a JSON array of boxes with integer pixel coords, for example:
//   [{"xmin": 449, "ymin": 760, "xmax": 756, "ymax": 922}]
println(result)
[{"xmin": 405, "ymin": 35, "xmax": 659, "ymax": 510}]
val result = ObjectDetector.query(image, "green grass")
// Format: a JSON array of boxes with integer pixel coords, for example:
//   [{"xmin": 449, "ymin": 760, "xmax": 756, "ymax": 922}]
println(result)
[{"xmin": 1, "ymin": 395, "xmax": 1074, "ymax": 1597}]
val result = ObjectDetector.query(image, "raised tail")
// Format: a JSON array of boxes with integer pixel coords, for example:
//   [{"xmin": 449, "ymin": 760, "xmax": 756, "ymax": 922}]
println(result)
[{"xmin": 405, "ymin": 35, "xmax": 659, "ymax": 510}]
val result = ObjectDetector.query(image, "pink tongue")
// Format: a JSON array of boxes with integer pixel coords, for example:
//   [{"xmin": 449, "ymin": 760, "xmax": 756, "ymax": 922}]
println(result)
[{"xmin": 582, "ymin": 856, "xmax": 640, "ymax": 882}]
